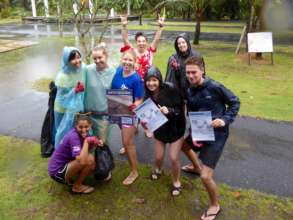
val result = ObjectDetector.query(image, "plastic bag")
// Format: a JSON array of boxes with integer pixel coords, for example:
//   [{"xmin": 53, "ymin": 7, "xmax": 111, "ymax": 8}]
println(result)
[
  {"xmin": 55, "ymin": 90, "xmax": 84, "ymax": 148},
  {"xmin": 94, "ymin": 144, "xmax": 115, "ymax": 180},
  {"xmin": 40, "ymin": 81, "xmax": 57, "ymax": 157}
]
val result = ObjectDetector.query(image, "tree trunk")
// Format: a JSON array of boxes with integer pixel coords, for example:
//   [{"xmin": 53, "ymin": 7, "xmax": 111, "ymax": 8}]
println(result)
[
  {"xmin": 193, "ymin": 14, "xmax": 201, "ymax": 45},
  {"xmin": 139, "ymin": 14, "xmax": 142, "ymax": 25},
  {"xmin": 57, "ymin": 0, "xmax": 63, "ymax": 37},
  {"xmin": 187, "ymin": 8, "xmax": 191, "ymax": 21},
  {"xmin": 139, "ymin": 8, "xmax": 143, "ymax": 25}
]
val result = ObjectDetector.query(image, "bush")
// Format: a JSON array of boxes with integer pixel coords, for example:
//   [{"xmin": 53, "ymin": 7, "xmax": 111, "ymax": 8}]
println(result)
[{"xmin": 0, "ymin": 7, "xmax": 11, "ymax": 18}]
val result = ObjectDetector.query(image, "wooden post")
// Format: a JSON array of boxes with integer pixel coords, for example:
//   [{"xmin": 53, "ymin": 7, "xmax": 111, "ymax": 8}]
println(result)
[
  {"xmin": 235, "ymin": 25, "xmax": 247, "ymax": 54},
  {"xmin": 248, "ymin": 53, "xmax": 251, "ymax": 65},
  {"xmin": 271, "ymin": 52, "xmax": 274, "ymax": 65}
]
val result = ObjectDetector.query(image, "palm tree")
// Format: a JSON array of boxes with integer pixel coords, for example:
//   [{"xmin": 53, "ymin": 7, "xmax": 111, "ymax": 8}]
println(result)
[{"xmin": 188, "ymin": 0, "xmax": 210, "ymax": 44}]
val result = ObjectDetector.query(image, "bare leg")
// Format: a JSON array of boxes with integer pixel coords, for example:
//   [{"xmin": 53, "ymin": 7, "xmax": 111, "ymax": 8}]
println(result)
[
  {"xmin": 121, "ymin": 126, "xmax": 138, "ymax": 185},
  {"xmin": 153, "ymin": 139, "xmax": 165, "ymax": 170},
  {"xmin": 200, "ymin": 165, "xmax": 220, "ymax": 220},
  {"xmin": 181, "ymin": 142, "xmax": 202, "ymax": 173},
  {"xmin": 169, "ymin": 137, "xmax": 184, "ymax": 187},
  {"xmin": 65, "ymin": 154, "xmax": 95, "ymax": 192}
]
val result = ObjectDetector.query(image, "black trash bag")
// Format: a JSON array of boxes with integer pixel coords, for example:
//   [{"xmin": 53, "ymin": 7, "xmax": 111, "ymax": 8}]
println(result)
[
  {"xmin": 94, "ymin": 144, "xmax": 115, "ymax": 180},
  {"xmin": 40, "ymin": 81, "xmax": 57, "ymax": 158}
]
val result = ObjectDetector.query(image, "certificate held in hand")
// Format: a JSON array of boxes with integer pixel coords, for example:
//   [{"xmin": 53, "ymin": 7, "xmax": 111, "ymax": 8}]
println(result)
[
  {"xmin": 134, "ymin": 98, "xmax": 168, "ymax": 132},
  {"xmin": 189, "ymin": 111, "xmax": 215, "ymax": 141}
]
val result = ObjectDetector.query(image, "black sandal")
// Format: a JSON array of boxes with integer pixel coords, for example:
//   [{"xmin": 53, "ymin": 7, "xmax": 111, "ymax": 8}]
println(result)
[
  {"xmin": 201, "ymin": 208, "xmax": 221, "ymax": 220},
  {"xmin": 150, "ymin": 169, "xmax": 162, "ymax": 180},
  {"xmin": 171, "ymin": 185, "xmax": 182, "ymax": 196}
]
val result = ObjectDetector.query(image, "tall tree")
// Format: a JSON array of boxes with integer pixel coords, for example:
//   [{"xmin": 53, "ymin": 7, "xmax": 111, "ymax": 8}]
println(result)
[
  {"xmin": 154, "ymin": 0, "xmax": 210, "ymax": 44},
  {"xmin": 189, "ymin": 0, "xmax": 210, "ymax": 44}
]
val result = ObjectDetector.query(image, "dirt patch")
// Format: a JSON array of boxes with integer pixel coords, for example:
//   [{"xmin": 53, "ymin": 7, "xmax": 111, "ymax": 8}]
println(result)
[{"xmin": 236, "ymin": 53, "xmax": 273, "ymax": 65}]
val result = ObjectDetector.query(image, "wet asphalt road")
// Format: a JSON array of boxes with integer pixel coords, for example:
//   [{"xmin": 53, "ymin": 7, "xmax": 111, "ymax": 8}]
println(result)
[{"xmin": 0, "ymin": 23, "xmax": 293, "ymax": 198}]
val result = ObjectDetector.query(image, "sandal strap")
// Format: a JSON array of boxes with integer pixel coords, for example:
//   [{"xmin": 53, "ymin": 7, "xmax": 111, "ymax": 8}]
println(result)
[
  {"xmin": 150, "ymin": 169, "xmax": 162, "ymax": 180},
  {"xmin": 171, "ymin": 185, "xmax": 182, "ymax": 196}
]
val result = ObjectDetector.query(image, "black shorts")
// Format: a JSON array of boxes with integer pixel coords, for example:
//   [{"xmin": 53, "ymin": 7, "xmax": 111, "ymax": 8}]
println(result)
[
  {"xmin": 51, "ymin": 163, "xmax": 69, "ymax": 184},
  {"xmin": 185, "ymin": 131, "xmax": 228, "ymax": 169}
]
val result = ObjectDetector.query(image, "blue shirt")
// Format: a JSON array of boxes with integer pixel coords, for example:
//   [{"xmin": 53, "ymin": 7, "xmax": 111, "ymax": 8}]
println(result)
[{"xmin": 111, "ymin": 66, "xmax": 144, "ymax": 100}]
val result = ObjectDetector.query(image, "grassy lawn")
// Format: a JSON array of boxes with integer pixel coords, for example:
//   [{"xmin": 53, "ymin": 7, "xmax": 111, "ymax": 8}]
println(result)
[
  {"xmin": 153, "ymin": 41, "xmax": 293, "ymax": 122},
  {"xmin": 127, "ymin": 24, "xmax": 243, "ymax": 34},
  {"xmin": 1, "ymin": 135, "xmax": 293, "ymax": 219},
  {"xmin": 0, "ymin": 18, "xmax": 21, "ymax": 25},
  {"xmin": 151, "ymin": 21, "xmax": 245, "ymax": 27}
]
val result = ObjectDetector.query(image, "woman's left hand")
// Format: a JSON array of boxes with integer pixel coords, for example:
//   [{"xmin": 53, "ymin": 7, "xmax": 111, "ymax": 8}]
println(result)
[
  {"xmin": 158, "ymin": 14, "xmax": 165, "ymax": 27},
  {"xmin": 211, "ymin": 118, "xmax": 225, "ymax": 128},
  {"xmin": 159, "ymin": 106, "xmax": 169, "ymax": 115}
]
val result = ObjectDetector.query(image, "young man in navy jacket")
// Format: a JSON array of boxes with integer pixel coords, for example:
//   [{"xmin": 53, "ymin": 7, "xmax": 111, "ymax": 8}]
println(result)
[{"xmin": 181, "ymin": 56, "xmax": 240, "ymax": 220}]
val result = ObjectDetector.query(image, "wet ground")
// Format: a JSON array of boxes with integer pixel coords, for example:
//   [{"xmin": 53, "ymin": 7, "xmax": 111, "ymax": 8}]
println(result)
[{"xmin": 0, "ymin": 23, "xmax": 293, "ymax": 197}]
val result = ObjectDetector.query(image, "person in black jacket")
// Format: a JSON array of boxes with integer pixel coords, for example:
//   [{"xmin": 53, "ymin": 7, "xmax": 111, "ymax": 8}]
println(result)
[
  {"xmin": 165, "ymin": 33, "xmax": 202, "ymax": 99},
  {"xmin": 182, "ymin": 56, "xmax": 240, "ymax": 220},
  {"xmin": 143, "ymin": 66, "xmax": 186, "ymax": 196}
]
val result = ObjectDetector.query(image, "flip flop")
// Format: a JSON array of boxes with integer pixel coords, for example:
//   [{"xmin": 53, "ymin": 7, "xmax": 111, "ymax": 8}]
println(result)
[
  {"xmin": 119, "ymin": 147, "xmax": 126, "ymax": 155},
  {"xmin": 201, "ymin": 208, "xmax": 221, "ymax": 220},
  {"xmin": 171, "ymin": 185, "xmax": 182, "ymax": 196},
  {"xmin": 181, "ymin": 165, "xmax": 200, "ymax": 175},
  {"xmin": 72, "ymin": 185, "xmax": 94, "ymax": 194},
  {"xmin": 122, "ymin": 173, "xmax": 139, "ymax": 186}
]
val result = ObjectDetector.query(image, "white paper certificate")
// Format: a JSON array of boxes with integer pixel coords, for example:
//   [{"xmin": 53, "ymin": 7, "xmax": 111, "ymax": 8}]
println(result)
[
  {"xmin": 134, "ymin": 98, "xmax": 168, "ymax": 132},
  {"xmin": 189, "ymin": 111, "xmax": 215, "ymax": 141}
]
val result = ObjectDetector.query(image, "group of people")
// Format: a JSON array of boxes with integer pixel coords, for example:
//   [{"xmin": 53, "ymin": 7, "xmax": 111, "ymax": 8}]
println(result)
[{"xmin": 47, "ymin": 16, "xmax": 240, "ymax": 220}]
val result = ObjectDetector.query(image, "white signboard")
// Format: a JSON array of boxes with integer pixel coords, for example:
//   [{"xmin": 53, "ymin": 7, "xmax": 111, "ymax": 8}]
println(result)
[
  {"xmin": 189, "ymin": 111, "xmax": 215, "ymax": 141},
  {"xmin": 134, "ymin": 98, "xmax": 168, "ymax": 132},
  {"xmin": 248, "ymin": 32, "xmax": 273, "ymax": 53}
]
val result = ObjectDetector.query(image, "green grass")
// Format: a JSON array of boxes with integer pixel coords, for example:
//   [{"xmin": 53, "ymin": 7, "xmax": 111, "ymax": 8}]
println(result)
[
  {"xmin": 0, "ymin": 18, "xmax": 21, "ymax": 25},
  {"xmin": 31, "ymin": 77, "xmax": 54, "ymax": 92},
  {"xmin": 127, "ymin": 23, "xmax": 243, "ymax": 34},
  {"xmin": 152, "ymin": 21, "xmax": 245, "ymax": 27},
  {"xmin": 1, "ymin": 135, "xmax": 293, "ymax": 219}
]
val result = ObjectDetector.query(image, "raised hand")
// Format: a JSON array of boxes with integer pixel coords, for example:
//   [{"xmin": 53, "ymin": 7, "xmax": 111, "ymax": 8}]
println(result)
[{"xmin": 158, "ymin": 14, "xmax": 165, "ymax": 27}]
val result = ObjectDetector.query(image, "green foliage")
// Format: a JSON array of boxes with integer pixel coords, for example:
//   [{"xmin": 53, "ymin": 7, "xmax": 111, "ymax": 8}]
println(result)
[
  {"xmin": 0, "ymin": 0, "xmax": 10, "ymax": 18},
  {"xmin": 210, "ymin": 0, "xmax": 241, "ymax": 20},
  {"xmin": 0, "ymin": 7, "xmax": 11, "ymax": 18}
]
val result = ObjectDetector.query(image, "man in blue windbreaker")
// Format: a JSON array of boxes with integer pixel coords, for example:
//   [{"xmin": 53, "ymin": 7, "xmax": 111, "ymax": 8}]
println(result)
[{"xmin": 181, "ymin": 56, "xmax": 240, "ymax": 220}]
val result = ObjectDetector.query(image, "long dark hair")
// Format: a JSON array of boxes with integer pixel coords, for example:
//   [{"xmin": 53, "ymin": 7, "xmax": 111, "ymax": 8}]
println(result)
[{"xmin": 68, "ymin": 50, "xmax": 81, "ymax": 62}]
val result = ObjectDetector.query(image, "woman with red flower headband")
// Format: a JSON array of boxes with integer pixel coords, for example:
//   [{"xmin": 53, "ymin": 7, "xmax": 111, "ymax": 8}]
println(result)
[{"xmin": 120, "ymin": 15, "xmax": 164, "ymax": 80}]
